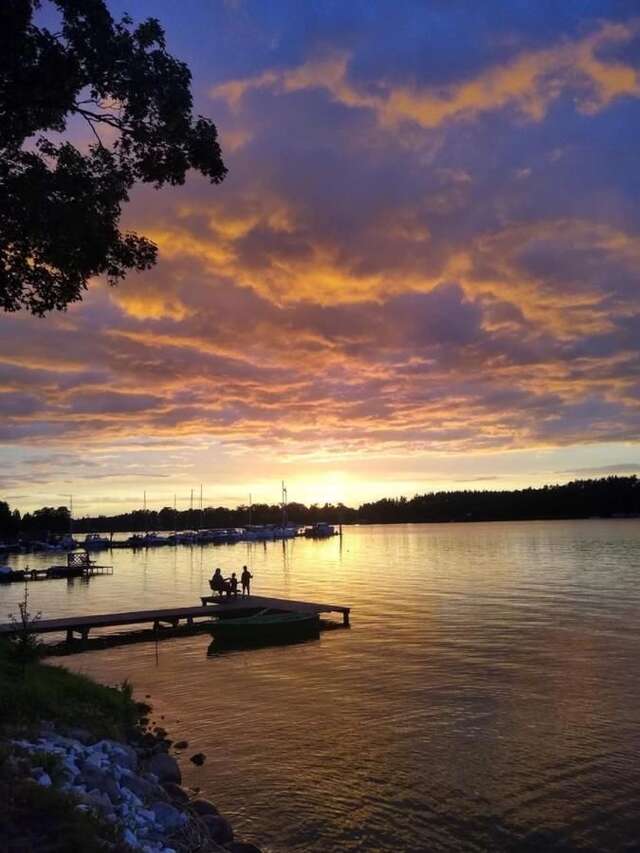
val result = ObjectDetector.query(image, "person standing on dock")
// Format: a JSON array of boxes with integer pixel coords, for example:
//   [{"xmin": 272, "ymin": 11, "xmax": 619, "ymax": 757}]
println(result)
[
  {"xmin": 228, "ymin": 572, "xmax": 239, "ymax": 598},
  {"xmin": 241, "ymin": 565, "xmax": 253, "ymax": 596}
]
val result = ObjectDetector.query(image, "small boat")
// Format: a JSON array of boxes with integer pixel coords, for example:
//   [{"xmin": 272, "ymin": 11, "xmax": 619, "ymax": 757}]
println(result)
[
  {"xmin": 211, "ymin": 610, "xmax": 320, "ymax": 642},
  {"xmin": 83, "ymin": 533, "xmax": 111, "ymax": 550},
  {"xmin": 303, "ymin": 522, "xmax": 337, "ymax": 538}
]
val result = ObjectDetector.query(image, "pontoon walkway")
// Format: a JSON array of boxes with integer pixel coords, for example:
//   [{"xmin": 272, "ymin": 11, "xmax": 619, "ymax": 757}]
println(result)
[{"xmin": 0, "ymin": 595, "xmax": 350, "ymax": 642}]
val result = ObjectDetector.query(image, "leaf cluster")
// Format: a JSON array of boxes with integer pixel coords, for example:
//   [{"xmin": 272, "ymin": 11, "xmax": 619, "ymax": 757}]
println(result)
[{"xmin": 0, "ymin": 0, "xmax": 226, "ymax": 314}]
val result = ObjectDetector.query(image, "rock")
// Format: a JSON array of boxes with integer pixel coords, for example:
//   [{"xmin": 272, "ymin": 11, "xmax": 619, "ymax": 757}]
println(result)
[
  {"xmin": 190, "ymin": 798, "xmax": 219, "ymax": 817},
  {"xmin": 173, "ymin": 740, "xmax": 188, "ymax": 751},
  {"xmin": 200, "ymin": 815, "xmax": 233, "ymax": 844},
  {"xmin": 33, "ymin": 770, "xmax": 52, "ymax": 787},
  {"xmin": 148, "ymin": 752, "xmax": 182, "ymax": 785},
  {"xmin": 95, "ymin": 739, "xmax": 138, "ymax": 771},
  {"xmin": 78, "ymin": 766, "xmax": 122, "ymax": 804},
  {"xmin": 123, "ymin": 828, "xmax": 138, "ymax": 848},
  {"xmin": 190, "ymin": 752, "xmax": 206, "ymax": 766},
  {"xmin": 86, "ymin": 788, "xmax": 113, "ymax": 813},
  {"xmin": 121, "ymin": 771, "xmax": 167, "ymax": 803},
  {"xmin": 162, "ymin": 782, "xmax": 190, "ymax": 804},
  {"xmin": 151, "ymin": 801, "xmax": 188, "ymax": 833},
  {"xmin": 84, "ymin": 752, "xmax": 105, "ymax": 771},
  {"xmin": 226, "ymin": 844, "xmax": 263, "ymax": 853},
  {"xmin": 200, "ymin": 814, "xmax": 233, "ymax": 845}
]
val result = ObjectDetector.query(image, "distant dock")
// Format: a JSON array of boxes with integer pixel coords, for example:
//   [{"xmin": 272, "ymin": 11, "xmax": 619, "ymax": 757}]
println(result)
[
  {"xmin": 0, "ymin": 595, "xmax": 350, "ymax": 643},
  {"xmin": 0, "ymin": 552, "xmax": 113, "ymax": 584}
]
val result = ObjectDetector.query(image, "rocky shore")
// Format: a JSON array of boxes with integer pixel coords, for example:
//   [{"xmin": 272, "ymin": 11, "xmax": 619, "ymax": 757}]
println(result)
[{"xmin": 5, "ymin": 722, "xmax": 261, "ymax": 853}]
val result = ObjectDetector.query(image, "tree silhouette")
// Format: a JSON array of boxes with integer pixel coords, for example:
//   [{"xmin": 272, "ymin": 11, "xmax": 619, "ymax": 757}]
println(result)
[{"xmin": 0, "ymin": 0, "xmax": 226, "ymax": 314}]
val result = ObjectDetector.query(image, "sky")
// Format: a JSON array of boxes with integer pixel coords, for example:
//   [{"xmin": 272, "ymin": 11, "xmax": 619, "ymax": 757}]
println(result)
[{"xmin": 2, "ymin": 0, "xmax": 640, "ymax": 516}]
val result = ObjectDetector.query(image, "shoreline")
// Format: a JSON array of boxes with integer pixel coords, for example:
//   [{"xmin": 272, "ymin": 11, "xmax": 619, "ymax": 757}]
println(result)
[{"xmin": 0, "ymin": 641, "xmax": 262, "ymax": 852}]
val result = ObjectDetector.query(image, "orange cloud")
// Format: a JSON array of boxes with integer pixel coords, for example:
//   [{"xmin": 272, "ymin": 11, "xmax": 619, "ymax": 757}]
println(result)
[{"xmin": 212, "ymin": 21, "xmax": 640, "ymax": 128}]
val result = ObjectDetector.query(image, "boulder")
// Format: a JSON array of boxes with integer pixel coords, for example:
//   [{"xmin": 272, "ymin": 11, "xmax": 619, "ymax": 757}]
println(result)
[
  {"xmin": 200, "ymin": 814, "xmax": 233, "ymax": 845},
  {"xmin": 162, "ymin": 782, "xmax": 190, "ymax": 804},
  {"xmin": 95, "ymin": 739, "xmax": 138, "ymax": 771},
  {"xmin": 190, "ymin": 798, "xmax": 219, "ymax": 817},
  {"xmin": 86, "ymin": 788, "xmax": 114, "ymax": 814},
  {"xmin": 32, "ymin": 769, "xmax": 52, "ymax": 787},
  {"xmin": 148, "ymin": 752, "xmax": 182, "ymax": 785},
  {"xmin": 151, "ymin": 801, "xmax": 188, "ymax": 833},
  {"xmin": 121, "ymin": 771, "xmax": 167, "ymax": 803},
  {"xmin": 190, "ymin": 752, "xmax": 206, "ymax": 766},
  {"xmin": 123, "ymin": 828, "xmax": 138, "ymax": 848},
  {"xmin": 78, "ymin": 766, "xmax": 122, "ymax": 804},
  {"xmin": 173, "ymin": 740, "xmax": 189, "ymax": 750}
]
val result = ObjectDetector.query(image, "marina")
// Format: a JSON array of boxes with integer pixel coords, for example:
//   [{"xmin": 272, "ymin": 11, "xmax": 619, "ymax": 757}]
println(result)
[{"xmin": 1, "ymin": 523, "xmax": 340, "ymax": 555}]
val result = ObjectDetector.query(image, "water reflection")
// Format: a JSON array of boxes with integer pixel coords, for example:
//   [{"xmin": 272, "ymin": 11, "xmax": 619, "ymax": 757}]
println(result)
[{"xmin": 3, "ymin": 520, "xmax": 640, "ymax": 851}]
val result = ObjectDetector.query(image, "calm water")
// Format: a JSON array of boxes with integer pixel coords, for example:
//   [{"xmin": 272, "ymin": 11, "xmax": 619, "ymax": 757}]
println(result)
[{"xmin": 3, "ymin": 521, "xmax": 640, "ymax": 852}]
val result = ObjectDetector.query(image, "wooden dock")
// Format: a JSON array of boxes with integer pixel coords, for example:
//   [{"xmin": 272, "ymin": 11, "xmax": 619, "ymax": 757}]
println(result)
[
  {"xmin": 0, "ymin": 564, "xmax": 113, "ymax": 584},
  {"xmin": 0, "ymin": 552, "xmax": 112, "ymax": 584},
  {"xmin": 0, "ymin": 595, "xmax": 350, "ymax": 643}
]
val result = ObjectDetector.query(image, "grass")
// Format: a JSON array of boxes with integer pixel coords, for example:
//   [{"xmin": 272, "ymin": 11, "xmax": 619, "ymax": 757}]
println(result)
[
  {"xmin": 0, "ymin": 640, "xmax": 146, "ymax": 850},
  {"xmin": 0, "ymin": 639, "xmax": 142, "ymax": 740}
]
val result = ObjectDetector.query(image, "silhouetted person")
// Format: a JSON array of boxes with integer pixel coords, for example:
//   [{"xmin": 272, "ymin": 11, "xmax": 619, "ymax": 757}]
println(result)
[
  {"xmin": 210, "ymin": 568, "xmax": 225, "ymax": 598},
  {"xmin": 228, "ymin": 571, "xmax": 238, "ymax": 598},
  {"xmin": 241, "ymin": 565, "xmax": 253, "ymax": 596}
]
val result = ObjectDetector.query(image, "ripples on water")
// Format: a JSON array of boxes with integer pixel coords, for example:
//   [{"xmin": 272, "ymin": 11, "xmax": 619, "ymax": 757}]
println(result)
[{"xmin": 3, "ymin": 520, "xmax": 640, "ymax": 852}]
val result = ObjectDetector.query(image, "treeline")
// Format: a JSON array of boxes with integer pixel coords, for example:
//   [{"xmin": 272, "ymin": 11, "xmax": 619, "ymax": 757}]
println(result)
[
  {"xmin": 359, "ymin": 476, "xmax": 640, "ymax": 522},
  {"xmin": 0, "ymin": 500, "xmax": 356, "ymax": 538},
  {"xmin": 69, "ymin": 501, "xmax": 358, "ymax": 534},
  {"xmin": 1, "ymin": 477, "xmax": 639, "ymax": 539}
]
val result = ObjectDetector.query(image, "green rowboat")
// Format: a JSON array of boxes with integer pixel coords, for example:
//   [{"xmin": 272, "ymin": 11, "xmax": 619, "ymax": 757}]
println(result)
[{"xmin": 211, "ymin": 610, "xmax": 320, "ymax": 642}]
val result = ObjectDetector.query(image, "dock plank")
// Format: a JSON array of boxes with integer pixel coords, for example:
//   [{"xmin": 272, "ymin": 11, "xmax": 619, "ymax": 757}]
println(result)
[{"xmin": 0, "ymin": 595, "xmax": 350, "ymax": 637}]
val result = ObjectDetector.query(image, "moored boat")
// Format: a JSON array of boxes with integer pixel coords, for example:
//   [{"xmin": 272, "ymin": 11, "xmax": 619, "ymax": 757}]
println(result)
[
  {"xmin": 210, "ymin": 610, "xmax": 320, "ymax": 642},
  {"xmin": 83, "ymin": 533, "xmax": 111, "ymax": 550},
  {"xmin": 303, "ymin": 522, "xmax": 337, "ymax": 538}
]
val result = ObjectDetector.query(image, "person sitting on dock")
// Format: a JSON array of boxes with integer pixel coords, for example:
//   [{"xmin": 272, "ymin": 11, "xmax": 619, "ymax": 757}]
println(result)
[
  {"xmin": 210, "ymin": 568, "xmax": 226, "ymax": 598},
  {"xmin": 228, "ymin": 572, "xmax": 239, "ymax": 599},
  {"xmin": 241, "ymin": 565, "xmax": 253, "ymax": 596}
]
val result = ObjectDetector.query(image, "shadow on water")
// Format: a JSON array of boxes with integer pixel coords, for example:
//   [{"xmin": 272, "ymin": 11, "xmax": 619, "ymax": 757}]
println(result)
[
  {"xmin": 44, "ymin": 621, "xmax": 216, "ymax": 657},
  {"xmin": 44, "ymin": 618, "xmax": 345, "ymax": 657}
]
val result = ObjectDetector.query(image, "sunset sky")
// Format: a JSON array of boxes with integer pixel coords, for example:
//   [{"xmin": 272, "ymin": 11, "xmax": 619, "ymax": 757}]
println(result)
[{"xmin": 2, "ymin": 0, "xmax": 640, "ymax": 516}]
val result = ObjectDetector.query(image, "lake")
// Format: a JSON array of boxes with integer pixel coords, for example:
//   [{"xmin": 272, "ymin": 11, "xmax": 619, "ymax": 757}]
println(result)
[{"xmin": 2, "ymin": 520, "xmax": 640, "ymax": 852}]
